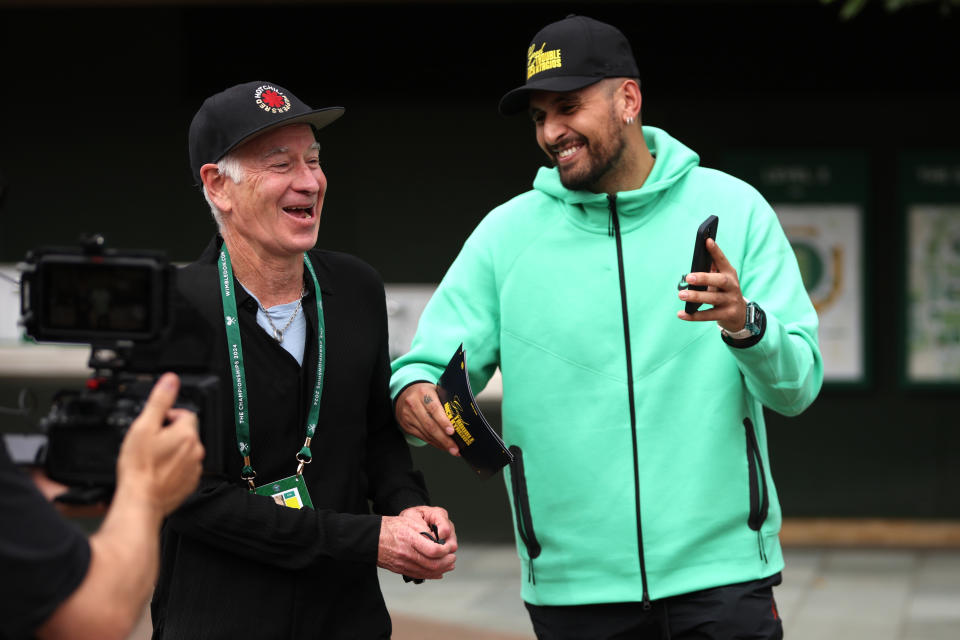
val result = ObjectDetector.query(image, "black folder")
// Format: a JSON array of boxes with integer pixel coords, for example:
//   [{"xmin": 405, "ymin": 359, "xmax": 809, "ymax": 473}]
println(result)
[{"xmin": 435, "ymin": 344, "xmax": 514, "ymax": 480}]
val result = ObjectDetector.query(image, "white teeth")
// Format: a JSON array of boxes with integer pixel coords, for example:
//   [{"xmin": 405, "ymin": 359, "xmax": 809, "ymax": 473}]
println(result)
[
  {"xmin": 557, "ymin": 145, "xmax": 582, "ymax": 159},
  {"xmin": 284, "ymin": 206, "xmax": 312, "ymax": 218}
]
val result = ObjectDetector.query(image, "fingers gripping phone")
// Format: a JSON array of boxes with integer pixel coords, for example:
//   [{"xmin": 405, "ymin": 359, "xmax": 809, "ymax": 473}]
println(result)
[{"xmin": 685, "ymin": 215, "xmax": 719, "ymax": 314}]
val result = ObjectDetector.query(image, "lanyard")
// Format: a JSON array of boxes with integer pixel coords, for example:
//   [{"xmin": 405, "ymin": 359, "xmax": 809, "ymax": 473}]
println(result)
[{"xmin": 217, "ymin": 244, "xmax": 325, "ymax": 489}]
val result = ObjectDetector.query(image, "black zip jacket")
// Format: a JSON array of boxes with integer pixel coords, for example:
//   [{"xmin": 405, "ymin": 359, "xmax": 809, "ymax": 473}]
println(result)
[{"xmin": 150, "ymin": 237, "xmax": 429, "ymax": 639}]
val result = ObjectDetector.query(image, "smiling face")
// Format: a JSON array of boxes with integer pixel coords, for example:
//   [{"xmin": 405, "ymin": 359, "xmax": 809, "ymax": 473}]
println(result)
[
  {"xmin": 218, "ymin": 123, "xmax": 326, "ymax": 261},
  {"xmin": 529, "ymin": 81, "xmax": 628, "ymax": 193}
]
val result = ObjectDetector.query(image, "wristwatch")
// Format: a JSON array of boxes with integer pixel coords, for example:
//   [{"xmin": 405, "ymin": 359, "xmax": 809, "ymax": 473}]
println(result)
[{"xmin": 720, "ymin": 301, "xmax": 764, "ymax": 342}]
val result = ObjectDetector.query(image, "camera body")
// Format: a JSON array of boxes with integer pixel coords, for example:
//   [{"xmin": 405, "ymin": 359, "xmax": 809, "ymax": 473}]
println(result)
[
  {"xmin": 40, "ymin": 373, "xmax": 221, "ymax": 501},
  {"xmin": 18, "ymin": 235, "xmax": 223, "ymax": 503},
  {"xmin": 19, "ymin": 238, "xmax": 173, "ymax": 344}
]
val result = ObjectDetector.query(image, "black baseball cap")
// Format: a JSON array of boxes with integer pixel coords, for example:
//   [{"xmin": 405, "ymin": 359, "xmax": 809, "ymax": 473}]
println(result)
[
  {"xmin": 188, "ymin": 81, "xmax": 344, "ymax": 185},
  {"xmin": 498, "ymin": 15, "xmax": 640, "ymax": 116}
]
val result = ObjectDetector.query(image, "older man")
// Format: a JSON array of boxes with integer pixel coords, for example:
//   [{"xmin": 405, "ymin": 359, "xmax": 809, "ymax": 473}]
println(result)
[
  {"xmin": 391, "ymin": 16, "xmax": 821, "ymax": 640},
  {"xmin": 150, "ymin": 81, "xmax": 456, "ymax": 639}
]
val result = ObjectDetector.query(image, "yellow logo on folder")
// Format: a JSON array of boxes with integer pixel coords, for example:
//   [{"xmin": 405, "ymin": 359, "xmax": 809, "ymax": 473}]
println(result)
[{"xmin": 444, "ymin": 397, "xmax": 475, "ymax": 446}]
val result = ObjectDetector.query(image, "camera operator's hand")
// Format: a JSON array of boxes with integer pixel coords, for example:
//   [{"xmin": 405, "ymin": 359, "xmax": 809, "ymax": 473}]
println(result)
[
  {"xmin": 117, "ymin": 372, "xmax": 205, "ymax": 516},
  {"xmin": 36, "ymin": 373, "xmax": 203, "ymax": 640}
]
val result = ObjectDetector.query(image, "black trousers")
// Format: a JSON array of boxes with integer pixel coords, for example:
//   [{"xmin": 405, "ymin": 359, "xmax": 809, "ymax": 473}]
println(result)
[{"xmin": 525, "ymin": 573, "xmax": 783, "ymax": 640}]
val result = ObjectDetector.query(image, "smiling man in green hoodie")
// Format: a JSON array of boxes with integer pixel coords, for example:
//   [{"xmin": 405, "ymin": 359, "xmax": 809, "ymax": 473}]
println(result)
[{"xmin": 391, "ymin": 14, "xmax": 822, "ymax": 640}]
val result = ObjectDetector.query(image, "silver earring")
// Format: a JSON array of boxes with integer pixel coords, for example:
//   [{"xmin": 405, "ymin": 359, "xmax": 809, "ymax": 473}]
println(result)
[{"xmin": 626, "ymin": 116, "xmax": 635, "ymax": 125}]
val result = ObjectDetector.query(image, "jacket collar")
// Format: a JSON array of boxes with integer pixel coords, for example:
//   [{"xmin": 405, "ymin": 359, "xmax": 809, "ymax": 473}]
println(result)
[{"xmin": 532, "ymin": 126, "xmax": 700, "ymax": 235}]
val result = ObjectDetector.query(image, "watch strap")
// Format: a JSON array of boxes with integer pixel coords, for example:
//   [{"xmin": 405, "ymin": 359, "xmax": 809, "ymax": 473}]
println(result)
[{"xmin": 722, "ymin": 327, "xmax": 754, "ymax": 340}]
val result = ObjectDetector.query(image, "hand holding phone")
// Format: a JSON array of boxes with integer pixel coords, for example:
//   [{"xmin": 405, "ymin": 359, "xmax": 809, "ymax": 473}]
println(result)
[{"xmin": 684, "ymin": 215, "xmax": 719, "ymax": 314}]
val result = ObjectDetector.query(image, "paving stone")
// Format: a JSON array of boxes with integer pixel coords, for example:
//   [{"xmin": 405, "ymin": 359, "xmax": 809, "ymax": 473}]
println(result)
[{"xmin": 129, "ymin": 546, "xmax": 960, "ymax": 639}]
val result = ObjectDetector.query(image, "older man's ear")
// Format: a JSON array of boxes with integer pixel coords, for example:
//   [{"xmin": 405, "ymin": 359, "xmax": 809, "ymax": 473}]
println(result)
[{"xmin": 200, "ymin": 163, "xmax": 232, "ymax": 213}]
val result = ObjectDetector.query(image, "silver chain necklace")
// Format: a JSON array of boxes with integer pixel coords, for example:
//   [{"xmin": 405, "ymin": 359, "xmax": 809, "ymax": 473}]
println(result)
[{"xmin": 257, "ymin": 288, "xmax": 305, "ymax": 343}]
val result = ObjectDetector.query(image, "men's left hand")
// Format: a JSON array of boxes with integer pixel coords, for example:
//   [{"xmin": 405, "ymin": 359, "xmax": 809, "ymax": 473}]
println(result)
[
  {"xmin": 676, "ymin": 238, "xmax": 747, "ymax": 332},
  {"xmin": 398, "ymin": 505, "xmax": 458, "ymax": 551}
]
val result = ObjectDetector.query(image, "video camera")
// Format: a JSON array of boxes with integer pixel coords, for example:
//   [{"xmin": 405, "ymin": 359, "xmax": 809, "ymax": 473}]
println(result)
[{"xmin": 17, "ymin": 234, "xmax": 223, "ymax": 504}]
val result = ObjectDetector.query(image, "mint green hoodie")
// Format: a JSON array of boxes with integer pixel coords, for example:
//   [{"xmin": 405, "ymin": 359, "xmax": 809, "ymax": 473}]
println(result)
[{"xmin": 391, "ymin": 126, "xmax": 822, "ymax": 605}]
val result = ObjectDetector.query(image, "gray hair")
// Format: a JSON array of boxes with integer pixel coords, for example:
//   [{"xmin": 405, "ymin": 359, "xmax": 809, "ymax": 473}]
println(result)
[{"xmin": 201, "ymin": 152, "xmax": 246, "ymax": 229}]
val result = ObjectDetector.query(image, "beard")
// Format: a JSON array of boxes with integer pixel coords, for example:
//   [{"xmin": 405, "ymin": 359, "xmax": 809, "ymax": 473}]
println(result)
[{"xmin": 555, "ymin": 108, "xmax": 627, "ymax": 192}]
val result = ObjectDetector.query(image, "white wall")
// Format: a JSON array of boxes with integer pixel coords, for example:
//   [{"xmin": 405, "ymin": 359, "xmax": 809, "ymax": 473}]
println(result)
[{"xmin": 0, "ymin": 269, "xmax": 502, "ymax": 398}]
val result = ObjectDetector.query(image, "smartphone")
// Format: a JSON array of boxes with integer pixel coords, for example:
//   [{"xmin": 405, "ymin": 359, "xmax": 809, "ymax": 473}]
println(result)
[{"xmin": 685, "ymin": 215, "xmax": 719, "ymax": 314}]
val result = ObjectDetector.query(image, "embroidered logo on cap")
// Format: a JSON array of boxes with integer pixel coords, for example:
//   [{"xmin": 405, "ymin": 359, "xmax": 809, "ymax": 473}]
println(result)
[
  {"xmin": 526, "ymin": 42, "xmax": 562, "ymax": 80},
  {"xmin": 254, "ymin": 85, "xmax": 292, "ymax": 114}
]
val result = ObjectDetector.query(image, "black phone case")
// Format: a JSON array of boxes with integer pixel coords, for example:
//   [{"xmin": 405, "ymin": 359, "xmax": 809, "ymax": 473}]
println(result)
[{"xmin": 685, "ymin": 215, "xmax": 719, "ymax": 314}]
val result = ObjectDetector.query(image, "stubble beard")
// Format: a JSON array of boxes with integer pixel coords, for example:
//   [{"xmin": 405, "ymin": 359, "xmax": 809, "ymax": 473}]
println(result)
[{"xmin": 557, "ymin": 109, "xmax": 627, "ymax": 192}]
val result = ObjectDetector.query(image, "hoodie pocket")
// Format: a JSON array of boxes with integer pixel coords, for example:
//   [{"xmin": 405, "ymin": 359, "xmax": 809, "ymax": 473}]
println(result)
[
  {"xmin": 743, "ymin": 418, "xmax": 769, "ymax": 532},
  {"xmin": 508, "ymin": 445, "xmax": 541, "ymax": 583}
]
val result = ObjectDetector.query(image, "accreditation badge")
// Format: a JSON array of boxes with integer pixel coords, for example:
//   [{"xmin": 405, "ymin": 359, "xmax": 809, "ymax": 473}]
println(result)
[{"xmin": 253, "ymin": 474, "xmax": 314, "ymax": 509}]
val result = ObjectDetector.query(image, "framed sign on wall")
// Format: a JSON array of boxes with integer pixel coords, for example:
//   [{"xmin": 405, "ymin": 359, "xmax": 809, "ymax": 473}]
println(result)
[
  {"xmin": 900, "ymin": 153, "xmax": 960, "ymax": 387},
  {"xmin": 722, "ymin": 151, "xmax": 869, "ymax": 386}
]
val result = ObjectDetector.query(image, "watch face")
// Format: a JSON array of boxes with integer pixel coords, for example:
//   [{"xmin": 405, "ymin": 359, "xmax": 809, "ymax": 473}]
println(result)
[{"xmin": 745, "ymin": 303, "xmax": 763, "ymax": 334}]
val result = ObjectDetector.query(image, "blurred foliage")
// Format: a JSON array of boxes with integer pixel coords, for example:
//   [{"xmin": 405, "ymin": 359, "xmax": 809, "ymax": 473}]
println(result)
[{"xmin": 821, "ymin": 0, "xmax": 958, "ymax": 19}]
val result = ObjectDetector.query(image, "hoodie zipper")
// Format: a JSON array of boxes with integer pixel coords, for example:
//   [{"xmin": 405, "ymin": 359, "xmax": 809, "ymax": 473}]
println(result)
[{"xmin": 608, "ymin": 194, "xmax": 651, "ymax": 610}]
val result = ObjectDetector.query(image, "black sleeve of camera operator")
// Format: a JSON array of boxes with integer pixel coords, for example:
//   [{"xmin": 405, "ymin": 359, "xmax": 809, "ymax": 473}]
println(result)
[{"xmin": 0, "ymin": 441, "xmax": 92, "ymax": 640}]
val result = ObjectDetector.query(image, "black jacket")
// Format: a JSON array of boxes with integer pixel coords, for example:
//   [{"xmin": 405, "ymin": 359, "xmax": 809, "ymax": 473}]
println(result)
[
  {"xmin": 0, "ymin": 441, "xmax": 91, "ymax": 640},
  {"xmin": 150, "ymin": 237, "xmax": 429, "ymax": 639}
]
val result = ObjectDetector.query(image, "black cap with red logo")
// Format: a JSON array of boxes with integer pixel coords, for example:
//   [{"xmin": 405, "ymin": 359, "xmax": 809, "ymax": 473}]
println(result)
[
  {"xmin": 498, "ymin": 15, "xmax": 640, "ymax": 116},
  {"xmin": 188, "ymin": 81, "xmax": 343, "ymax": 186}
]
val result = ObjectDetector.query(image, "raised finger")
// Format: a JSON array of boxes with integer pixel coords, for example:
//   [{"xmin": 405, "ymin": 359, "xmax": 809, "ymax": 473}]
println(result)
[
  {"xmin": 131, "ymin": 373, "xmax": 181, "ymax": 434},
  {"xmin": 706, "ymin": 238, "xmax": 734, "ymax": 273}
]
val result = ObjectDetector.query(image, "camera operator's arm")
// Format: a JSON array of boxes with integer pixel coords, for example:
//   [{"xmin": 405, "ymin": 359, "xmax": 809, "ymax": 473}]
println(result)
[{"xmin": 36, "ymin": 373, "xmax": 204, "ymax": 640}]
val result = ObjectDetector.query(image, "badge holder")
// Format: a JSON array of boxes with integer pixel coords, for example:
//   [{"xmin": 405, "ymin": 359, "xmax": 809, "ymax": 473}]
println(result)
[
  {"xmin": 253, "ymin": 473, "xmax": 314, "ymax": 509},
  {"xmin": 252, "ymin": 447, "xmax": 315, "ymax": 509}
]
